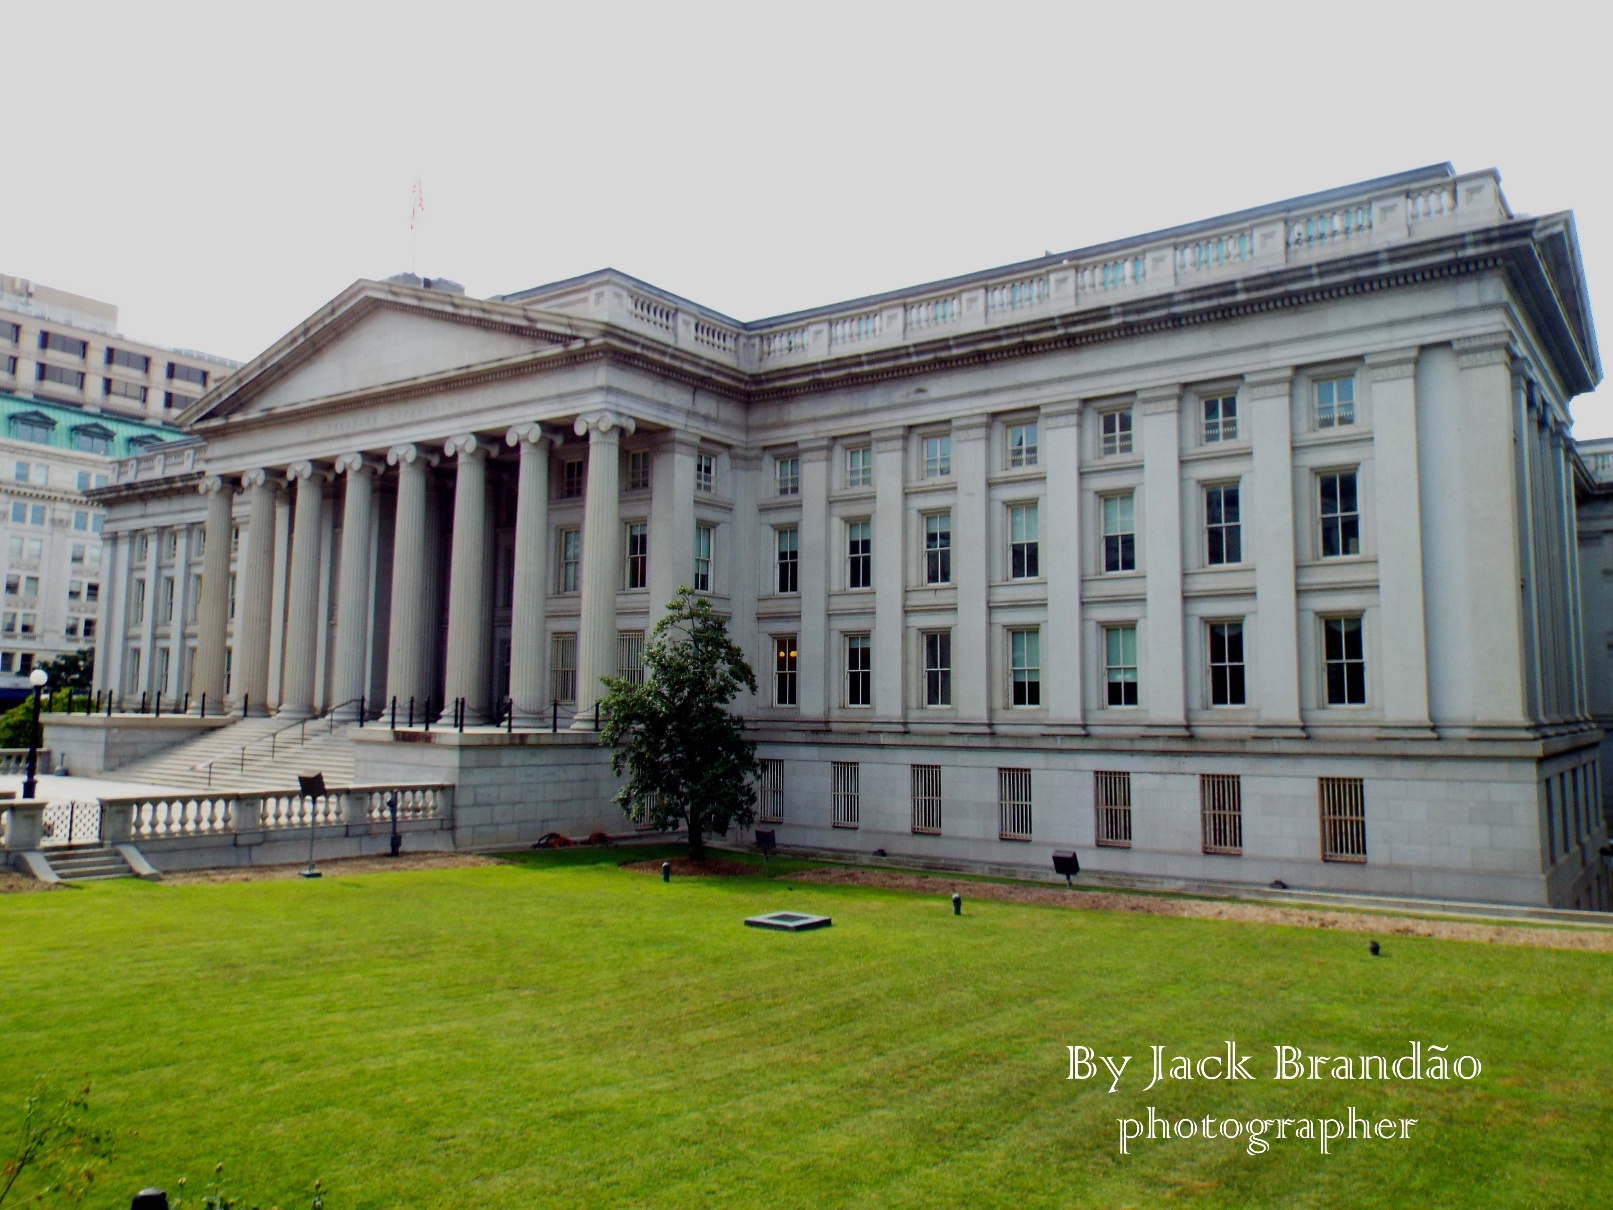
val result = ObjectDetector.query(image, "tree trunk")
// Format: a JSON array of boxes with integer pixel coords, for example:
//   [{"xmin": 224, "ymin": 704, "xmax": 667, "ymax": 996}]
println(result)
[{"xmin": 687, "ymin": 804, "xmax": 704, "ymax": 860}]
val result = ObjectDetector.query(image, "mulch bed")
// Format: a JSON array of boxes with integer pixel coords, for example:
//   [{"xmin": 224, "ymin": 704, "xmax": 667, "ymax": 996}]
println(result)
[
  {"xmin": 622, "ymin": 856, "xmax": 759, "ymax": 877},
  {"xmin": 789, "ymin": 868, "xmax": 1613, "ymax": 953},
  {"xmin": 0, "ymin": 870, "xmax": 56, "ymax": 894}
]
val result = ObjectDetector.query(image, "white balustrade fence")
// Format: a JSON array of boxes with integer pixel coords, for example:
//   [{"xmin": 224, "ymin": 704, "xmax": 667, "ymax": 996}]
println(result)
[{"xmin": 105, "ymin": 782, "xmax": 453, "ymax": 843}]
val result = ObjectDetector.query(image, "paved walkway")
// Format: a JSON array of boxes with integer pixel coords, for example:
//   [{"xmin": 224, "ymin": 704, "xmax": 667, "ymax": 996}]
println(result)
[{"xmin": 1, "ymin": 773, "xmax": 188, "ymax": 802}]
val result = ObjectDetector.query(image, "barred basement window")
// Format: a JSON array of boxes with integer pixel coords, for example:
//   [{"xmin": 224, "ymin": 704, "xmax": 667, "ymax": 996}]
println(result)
[
  {"xmin": 1319, "ymin": 777, "xmax": 1366, "ymax": 862},
  {"xmin": 911, "ymin": 764, "xmax": 942, "ymax": 834},
  {"xmin": 759, "ymin": 759, "xmax": 784, "ymax": 823},
  {"xmin": 1200, "ymin": 773, "xmax": 1242, "ymax": 855},
  {"xmin": 616, "ymin": 631, "xmax": 645, "ymax": 683},
  {"xmin": 551, "ymin": 634, "xmax": 577, "ymax": 703},
  {"xmin": 630, "ymin": 790, "xmax": 661, "ymax": 831},
  {"xmin": 999, "ymin": 768, "xmax": 1032, "ymax": 840},
  {"xmin": 1095, "ymin": 770, "xmax": 1132, "ymax": 847},
  {"xmin": 831, "ymin": 761, "xmax": 860, "ymax": 828}
]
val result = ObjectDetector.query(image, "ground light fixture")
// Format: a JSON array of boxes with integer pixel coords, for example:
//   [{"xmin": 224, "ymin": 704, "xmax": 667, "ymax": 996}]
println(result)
[
  {"xmin": 755, "ymin": 828, "xmax": 776, "ymax": 862},
  {"xmin": 130, "ymin": 1189, "xmax": 169, "ymax": 1208},
  {"xmin": 661, "ymin": 861, "xmax": 670, "ymax": 882},
  {"xmin": 1052, "ymin": 850, "xmax": 1081, "ymax": 888},
  {"xmin": 22, "ymin": 666, "xmax": 46, "ymax": 798},
  {"xmin": 952, "ymin": 892, "xmax": 962, "ymax": 916}
]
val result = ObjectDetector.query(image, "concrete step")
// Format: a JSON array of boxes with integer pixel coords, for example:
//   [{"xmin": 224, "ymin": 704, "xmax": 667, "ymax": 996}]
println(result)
[{"xmin": 46, "ymin": 847, "xmax": 134, "ymax": 880}]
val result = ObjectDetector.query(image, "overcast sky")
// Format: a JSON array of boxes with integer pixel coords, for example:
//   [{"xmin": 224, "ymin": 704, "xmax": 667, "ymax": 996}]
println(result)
[{"xmin": 7, "ymin": 2, "xmax": 1609, "ymax": 431}]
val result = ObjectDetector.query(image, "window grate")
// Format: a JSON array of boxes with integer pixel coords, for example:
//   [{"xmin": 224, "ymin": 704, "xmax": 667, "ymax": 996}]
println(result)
[
  {"xmin": 551, "ymin": 633, "xmax": 577, "ymax": 704},
  {"xmin": 1095, "ymin": 770, "xmax": 1132, "ymax": 847},
  {"xmin": 911, "ymin": 764, "xmax": 942, "ymax": 834},
  {"xmin": 759, "ymin": 759, "xmax": 784, "ymax": 823},
  {"xmin": 616, "ymin": 631, "xmax": 645, "ymax": 684},
  {"xmin": 999, "ymin": 768, "xmax": 1032, "ymax": 840},
  {"xmin": 831, "ymin": 762, "xmax": 860, "ymax": 828},
  {"xmin": 1200, "ymin": 774, "xmax": 1242, "ymax": 854},
  {"xmin": 1319, "ymin": 777, "xmax": 1366, "ymax": 862}
]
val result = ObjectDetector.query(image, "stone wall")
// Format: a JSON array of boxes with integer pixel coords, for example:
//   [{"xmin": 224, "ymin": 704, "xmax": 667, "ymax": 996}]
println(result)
[{"xmin": 45, "ymin": 714, "xmax": 232, "ymax": 775}]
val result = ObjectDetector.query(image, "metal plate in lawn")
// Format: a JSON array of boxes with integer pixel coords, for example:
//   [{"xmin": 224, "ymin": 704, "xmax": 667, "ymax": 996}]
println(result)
[{"xmin": 745, "ymin": 910, "xmax": 832, "ymax": 932}]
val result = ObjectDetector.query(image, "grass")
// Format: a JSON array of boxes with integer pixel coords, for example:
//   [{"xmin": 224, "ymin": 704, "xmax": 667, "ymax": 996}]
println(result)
[{"xmin": 1, "ymin": 846, "xmax": 1608, "ymax": 1209}]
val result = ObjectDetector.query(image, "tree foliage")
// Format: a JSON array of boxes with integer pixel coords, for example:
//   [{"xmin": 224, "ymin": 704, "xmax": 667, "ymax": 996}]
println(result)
[
  {"xmin": 39, "ymin": 649, "xmax": 94, "ymax": 694},
  {"xmin": 599, "ymin": 588, "xmax": 762, "ymax": 859},
  {"xmin": 0, "ymin": 1082, "xmax": 113, "ymax": 1206}
]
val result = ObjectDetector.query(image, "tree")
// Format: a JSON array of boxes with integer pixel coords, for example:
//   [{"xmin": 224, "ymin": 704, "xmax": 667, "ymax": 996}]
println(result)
[
  {"xmin": 38, "ymin": 649, "xmax": 94, "ymax": 695},
  {"xmin": 600, "ymin": 588, "xmax": 762, "ymax": 859}
]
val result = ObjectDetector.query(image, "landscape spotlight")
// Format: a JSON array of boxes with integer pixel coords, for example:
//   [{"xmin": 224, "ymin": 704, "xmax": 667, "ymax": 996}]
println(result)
[
  {"xmin": 1052, "ymin": 850, "xmax": 1081, "ymax": 888},
  {"xmin": 661, "ymin": 860, "xmax": 671, "ymax": 883},
  {"xmin": 951, "ymin": 892, "xmax": 961, "ymax": 916},
  {"xmin": 130, "ymin": 1189, "xmax": 169, "ymax": 1209}
]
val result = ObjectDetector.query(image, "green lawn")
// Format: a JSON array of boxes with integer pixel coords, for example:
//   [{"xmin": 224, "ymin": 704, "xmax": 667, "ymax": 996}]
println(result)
[{"xmin": 2, "ymin": 848, "xmax": 1608, "ymax": 1209}]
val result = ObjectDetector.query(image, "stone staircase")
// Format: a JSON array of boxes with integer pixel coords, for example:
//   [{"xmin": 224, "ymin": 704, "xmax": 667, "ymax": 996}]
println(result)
[
  {"xmin": 46, "ymin": 845, "xmax": 137, "ymax": 881},
  {"xmin": 115, "ymin": 715, "xmax": 359, "ymax": 792}
]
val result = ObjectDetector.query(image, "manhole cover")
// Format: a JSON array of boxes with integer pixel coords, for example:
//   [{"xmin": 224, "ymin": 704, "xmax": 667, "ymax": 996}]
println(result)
[{"xmin": 745, "ymin": 911, "xmax": 832, "ymax": 932}]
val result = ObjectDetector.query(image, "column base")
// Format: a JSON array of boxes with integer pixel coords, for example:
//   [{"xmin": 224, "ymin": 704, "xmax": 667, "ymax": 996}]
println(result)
[
  {"xmin": 1375, "ymin": 723, "xmax": 1438, "ymax": 741},
  {"xmin": 1253, "ymin": 722, "xmax": 1309, "ymax": 740}
]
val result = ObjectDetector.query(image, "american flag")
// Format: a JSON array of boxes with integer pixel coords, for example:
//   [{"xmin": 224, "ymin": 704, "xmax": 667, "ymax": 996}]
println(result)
[{"xmin": 409, "ymin": 178, "xmax": 425, "ymax": 230}]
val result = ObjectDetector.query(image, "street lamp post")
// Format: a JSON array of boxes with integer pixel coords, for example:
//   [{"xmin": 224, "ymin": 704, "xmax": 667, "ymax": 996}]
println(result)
[{"xmin": 22, "ymin": 667, "xmax": 47, "ymax": 799}]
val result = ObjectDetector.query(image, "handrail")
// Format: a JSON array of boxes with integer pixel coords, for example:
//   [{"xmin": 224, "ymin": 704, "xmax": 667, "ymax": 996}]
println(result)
[{"xmin": 193, "ymin": 697, "xmax": 369, "ymax": 788}]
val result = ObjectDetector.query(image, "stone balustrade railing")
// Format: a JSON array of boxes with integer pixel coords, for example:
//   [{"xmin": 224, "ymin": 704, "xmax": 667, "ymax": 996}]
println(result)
[
  {"xmin": 94, "ymin": 782, "xmax": 454, "ymax": 844},
  {"xmin": 0, "ymin": 748, "xmax": 52, "ymax": 776}
]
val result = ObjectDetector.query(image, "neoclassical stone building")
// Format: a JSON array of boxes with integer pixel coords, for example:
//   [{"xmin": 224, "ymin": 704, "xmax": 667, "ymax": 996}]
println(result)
[{"xmin": 89, "ymin": 164, "xmax": 1607, "ymax": 907}]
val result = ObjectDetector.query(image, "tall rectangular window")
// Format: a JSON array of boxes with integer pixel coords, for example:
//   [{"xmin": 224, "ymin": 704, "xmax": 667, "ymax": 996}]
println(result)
[
  {"xmin": 625, "ymin": 522, "xmax": 648, "ymax": 589},
  {"xmin": 999, "ymin": 768, "xmax": 1033, "ymax": 840},
  {"xmin": 1095, "ymin": 771, "xmax": 1132, "ymax": 847},
  {"xmin": 923, "ymin": 630, "xmax": 951, "ymax": 707},
  {"xmin": 1316, "ymin": 377, "xmax": 1356, "ymax": 428},
  {"xmin": 1201, "ymin": 774, "xmax": 1243, "ymax": 854},
  {"xmin": 845, "ymin": 634, "xmax": 871, "ymax": 706},
  {"xmin": 1208, "ymin": 621, "xmax": 1246, "ymax": 706},
  {"xmin": 1009, "ymin": 628, "xmax": 1041, "ymax": 707},
  {"xmin": 131, "ymin": 578, "xmax": 146, "ymax": 624},
  {"xmin": 831, "ymin": 761, "xmax": 860, "ymax": 828},
  {"xmin": 1323, "ymin": 615, "xmax": 1366, "ymax": 705},
  {"xmin": 775, "ymin": 456, "xmax": 799, "ymax": 496},
  {"xmin": 847, "ymin": 520, "xmax": 872, "ymax": 589},
  {"xmin": 693, "ymin": 523, "xmax": 714, "ymax": 592},
  {"xmin": 695, "ymin": 453, "xmax": 715, "ymax": 493},
  {"xmin": 616, "ymin": 631, "xmax": 645, "ymax": 683},
  {"xmin": 776, "ymin": 526, "xmax": 799, "ymax": 593},
  {"xmin": 560, "ymin": 459, "xmax": 585, "ymax": 498},
  {"xmin": 627, "ymin": 450, "xmax": 652, "ymax": 490},
  {"xmin": 846, "ymin": 446, "xmax": 872, "ymax": 488},
  {"xmin": 159, "ymin": 575, "xmax": 175, "ymax": 623},
  {"xmin": 1103, "ymin": 494, "xmax": 1136, "ymax": 572},
  {"xmin": 923, "ymin": 435, "xmax": 951, "ymax": 478},
  {"xmin": 1104, "ymin": 625, "xmax": 1138, "ymax": 706},
  {"xmin": 155, "ymin": 646, "xmax": 170, "ymax": 689},
  {"xmin": 1319, "ymin": 777, "xmax": 1367, "ymax": 862},
  {"xmin": 1010, "ymin": 503, "xmax": 1040, "ymax": 578},
  {"xmin": 1319, "ymin": 471, "xmax": 1360, "ymax": 557},
  {"xmin": 1205, "ymin": 484, "xmax": 1241, "ymax": 565},
  {"xmin": 911, "ymin": 765, "xmax": 942, "ymax": 834},
  {"xmin": 774, "ymin": 635, "xmax": 798, "ymax": 706},
  {"xmin": 551, "ymin": 634, "xmax": 577, "ymax": 703},
  {"xmin": 1008, "ymin": 422, "xmax": 1038, "ymax": 468},
  {"xmin": 1101, "ymin": 409, "xmax": 1133, "ymax": 456},
  {"xmin": 759, "ymin": 759, "xmax": 785, "ymax": 823},
  {"xmin": 1203, "ymin": 395, "xmax": 1238, "ymax": 442},
  {"xmin": 924, "ymin": 512, "xmax": 951, "ymax": 584},
  {"xmin": 558, "ymin": 528, "xmax": 581, "ymax": 593}
]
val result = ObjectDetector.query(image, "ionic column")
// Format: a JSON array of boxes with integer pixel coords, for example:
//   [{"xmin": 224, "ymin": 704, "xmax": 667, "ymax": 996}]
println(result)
[
  {"xmin": 1139, "ymin": 386, "xmax": 1187, "ymax": 734},
  {"xmin": 266, "ymin": 486, "xmax": 293, "ymax": 709},
  {"xmin": 191, "ymin": 476, "xmax": 234, "ymax": 710},
  {"xmin": 506, "ymin": 424, "xmax": 558, "ymax": 722},
  {"xmin": 92, "ymin": 531, "xmax": 121, "ymax": 698},
  {"xmin": 279, "ymin": 460, "xmax": 330, "ymax": 719},
  {"xmin": 572, "ymin": 410, "xmax": 635, "ymax": 728},
  {"xmin": 331, "ymin": 454, "xmax": 380, "ymax": 719},
  {"xmin": 1041, "ymin": 402, "xmax": 1084, "ymax": 731},
  {"xmin": 232, "ymin": 470, "xmax": 278, "ymax": 715},
  {"xmin": 385, "ymin": 444, "xmax": 435, "ymax": 714},
  {"xmin": 441, "ymin": 435, "xmax": 495, "ymax": 725}
]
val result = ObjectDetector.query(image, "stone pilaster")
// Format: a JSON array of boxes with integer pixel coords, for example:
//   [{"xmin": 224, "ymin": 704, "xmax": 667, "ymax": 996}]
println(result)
[
  {"xmin": 872, "ymin": 426, "xmax": 905, "ymax": 721},
  {"xmin": 1041, "ymin": 402, "xmax": 1085, "ymax": 732},
  {"xmin": 572, "ymin": 411, "xmax": 634, "ymax": 728},
  {"xmin": 1139, "ymin": 386, "xmax": 1187, "ymax": 733},
  {"xmin": 441, "ymin": 435, "xmax": 495, "ymax": 725},
  {"xmin": 191, "ymin": 476, "xmax": 234, "ymax": 710},
  {"xmin": 232, "ymin": 470, "xmax": 278, "ymax": 716},
  {"xmin": 331, "ymin": 454, "xmax": 380, "ymax": 719},
  {"xmin": 795, "ymin": 438, "xmax": 831, "ymax": 722},
  {"xmin": 1246, "ymin": 369, "xmax": 1304, "ymax": 737},
  {"xmin": 279, "ymin": 460, "xmax": 330, "ymax": 719},
  {"xmin": 506, "ymin": 424, "xmax": 558, "ymax": 721},
  {"xmin": 951, "ymin": 415, "xmax": 990, "ymax": 729}
]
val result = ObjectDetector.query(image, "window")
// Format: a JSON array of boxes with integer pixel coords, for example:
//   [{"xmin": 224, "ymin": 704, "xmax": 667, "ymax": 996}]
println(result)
[
  {"xmin": 1319, "ymin": 471, "xmax": 1360, "ymax": 557},
  {"xmin": 1208, "ymin": 621, "xmax": 1246, "ymax": 706},
  {"xmin": 105, "ymin": 378, "xmax": 148, "ymax": 404},
  {"xmin": 106, "ymin": 347, "xmax": 150, "ymax": 373},
  {"xmin": 1095, "ymin": 771, "xmax": 1132, "ymax": 847},
  {"xmin": 8, "ymin": 503, "xmax": 21, "ymax": 525},
  {"xmin": 1008, "ymin": 422, "xmax": 1038, "ymax": 468},
  {"xmin": 773, "ymin": 635, "xmax": 798, "ymax": 706},
  {"xmin": 911, "ymin": 765, "xmax": 942, "ymax": 834},
  {"xmin": 558, "ymin": 528, "xmax": 581, "ymax": 593},
  {"xmin": 159, "ymin": 576, "xmax": 175, "ymax": 623},
  {"xmin": 1102, "ymin": 494, "xmax": 1136, "ymax": 572},
  {"xmin": 625, "ymin": 522, "xmax": 648, "ymax": 589},
  {"xmin": 1010, "ymin": 503, "xmax": 1040, "ymax": 579},
  {"xmin": 693, "ymin": 523, "xmax": 714, "ymax": 591},
  {"xmin": 775, "ymin": 456, "xmax": 799, "ymax": 496},
  {"xmin": 131, "ymin": 578, "xmax": 147, "ymax": 624},
  {"xmin": 1323, "ymin": 615, "xmax": 1366, "ymax": 705},
  {"xmin": 1203, "ymin": 395, "xmax": 1238, "ymax": 442},
  {"xmin": 847, "ymin": 520, "xmax": 872, "ymax": 589},
  {"xmin": 1201, "ymin": 774, "xmax": 1243, "ymax": 855},
  {"xmin": 167, "ymin": 362, "xmax": 208, "ymax": 387},
  {"xmin": 560, "ymin": 460, "xmax": 585, "ymax": 498},
  {"xmin": 32, "ymin": 464, "xmax": 46, "ymax": 486},
  {"xmin": 135, "ymin": 534, "xmax": 149, "ymax": 561},
  {"xmin": 924, "ymin": 512, "xmax": 951, "ymax": 584},
  {"xmin": 155, "ymin": 646, "xmax": 171, "ymax": 690},
  {"xmin": 551, "ymin": 634, "xmax": 577, "ymax": 703},
  {"xmin": 39, "ymin": 331, "xmax": 87, "ymax": 358},
  {"xmin": 1, "ymin": 355, "xmax": 12, "ymax": 376},
  {"xmin": 0, "ymin": 653, "xmax": 10, "ymax": 672},
  {"xmin": 923, "ymin": 435, "xmax": 951, "ymax": 478},
  {"xmin": 775, "ymin": 527, "xmax": 798, "ymax": 593},
  {"xmin": 11, "ymin": 413, "xmax": 55, "ymax": 443},
  {"xmin": 67, "ymin": 580, "xmax": 83, "ymax": 603},
  {"xmin": 1320, "ymin": 777, "xmax": 1367, "ymax": 862},
  {"xmin": 1009, "ymin": 628, "xmax": 1041, "ymax": 707},
  {"xmin": 1205, "ymin": 484, "xmax": 1242, "ymax": 565},
  {"xmin": 26, "ymin": 538, "xmax": 42, "ymax": 560},
  {"xmin": 12, "ymin": 462, "xmax": 27, "ymax": 483},
  {"xmin": 1104, "ymin": 625, "xmax": 1138, "ymax": 706},
  {"xmin": 18, "ymin": 652, "xmax": 33, "ymax": 674},
  {"xmin": 162, "ymin": 531, "xmax": 178, "ymax": 560},
  {"xmin": 999, "ymin": 768, "xmax": 1033, "ymax": 840},
  {"xmin": 91, "ymin": 515, "xmax": 103, "ymax": 533},
  {"xmin": 831, "ymin": 761, "xmax": 860, "ymax": 828},
  {"xmin": 18, "ymin": 613, "xmax": 35, "ymax": 636},
  {"xmin": 2, "ymin": 576, "xmax": 16, "ymax": 596},
  {"xmin": 21, "ymin": 504, "xmax": 45, "ymax": 527},
  {"xmin": 73, "ymin": 510, "xmax": 89, "ymax": 531},
  {"xmin": 627, "ymin": 450, "xmax": 651, "ymax": 490},
  {"xmin": 923, "ymin": 630, "xmax": 951, "ymax": 707},
  {"xmin": 617, "ymin": 631, "xmax": 645, "ymax": 684},
  {"xmin": 82, "ymin": 618, "xmax": 96, "ymax": 639},
  {"xmin": 188, "ymin": 575, "xmax": 201, "ymax": 622},
  {"xmin": 759, "ymin": 759, "xmax": 785, "ymax": 823},
  {"xmin": 1316, "ymin": 377, "xmax": 1355, "ymax": 428},
  {"xmin": 1, "ymin": 613, "xmax": 13, "ymax": 635},
  {"xmin": 70, "ymin": 543, "xmax": 85, "ymax": 565},
  {"xmin": 695, "ymin": 453, "xmax": 715, "ymax": 493},
  {"xmin": 846, "ymin": 446, "xmax": 872, "ymax": 489},
  {"xmin": 163, "ymin": 392, "xmax": 196, "ymax": 411},
  {"xmin": 37, "ymin": 363, "xmax": 86, "ymax": 390},
  {"xmin": 1101, "ymin": 409, "xmax": 1133, "ymax": 456},
  {"xmin": 0, "ymin": 321, "xmax": 17, "ymax": 344},
  {"xmin": 72, "ymin": 426, "xmax": 113, "ymax": 454},
  {"xmin": 845, "ymin": 634, "xmax": 871, "ymax": 707}
]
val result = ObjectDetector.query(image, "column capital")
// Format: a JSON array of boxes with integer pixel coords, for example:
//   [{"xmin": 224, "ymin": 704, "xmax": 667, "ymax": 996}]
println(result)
[
  {"xmin": 574, "ymin": 410, "xmax": 636, "ymax": 439},
  {"xmin": 655, "ymin": 430, "xmax": 700, "ymax": 456},
  {"xmin": 239, "ymin": 468, "xmax": 277, "ymax": 490},
  {"xmin": 333, "ymin": 452, "xmax": 383, "ymax": 477},
  {"xmin": 386, "ymin": 443, "xmax": 439, "ymax": 469},
  {"xmin": 1364, "ymin": 348, "xmax": 1420, "ymax": 383},
  {"xmin": 1453, "ymin": 331, "xmax": 1515, "ymax": 370},
  {"xmin": 872, "ymin": 426, "xmax": 905, "ymax": 451},
  {"xmin": 1243, "ymin": 369, "xmax": 1294, "ymax": 401},
  {"xmin": 197, "ymin": 474, "xmax": 231, "ymax": 496},
  {"xmin": 730, "ymin": 447, "xmax": 764, "ymax": 470},
  {"xmin": 1039, "ymin": 400, "xmax": 1083, "ymax": 430},
  {"xmin": 506, "ymin": 423, "xmax": 562, "ymax": 451},
  {"xmin": 285, "ymin": 460, "xmax": 333, "ymax": 483},
  {"xmin": 443, "ymin": 434, "xmax": 497, "ymax": 461},
  {"xmin": 797, "ymin": 436, "xmax": 832, "ymax": 461},
  {"xmin": 952, "ymin": 414, "xmax": 990, "ymax": 440},
  {"xmin": 1136, "ymin": 385, "xmax": 1181, "ymax": 415}
]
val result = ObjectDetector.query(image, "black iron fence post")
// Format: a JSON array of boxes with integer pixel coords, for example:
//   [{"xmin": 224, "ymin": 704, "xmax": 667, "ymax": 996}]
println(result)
[
  {"xmin": 507, "ymin": 697, "xmax": 514, "ymax": 734},
  {"xmin": 424, "ymin": 696, "xmax": 431, "ymax": 733},
  {"xmin": 390, "ymin": 695, "xmax": 397, "ymax": 729},
  {"xmin": 154, "ymin": 691, "xmax": 162, "ymax": 719},
  {"xmin": 552, "ymin": 699, "xmax": 558, "ymax": 733}
]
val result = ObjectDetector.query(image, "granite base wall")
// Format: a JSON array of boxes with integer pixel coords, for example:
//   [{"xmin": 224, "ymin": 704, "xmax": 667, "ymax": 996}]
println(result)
[{"xmin": 45, "ymin": 715, "xmax": 233, "ymax": 775}]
